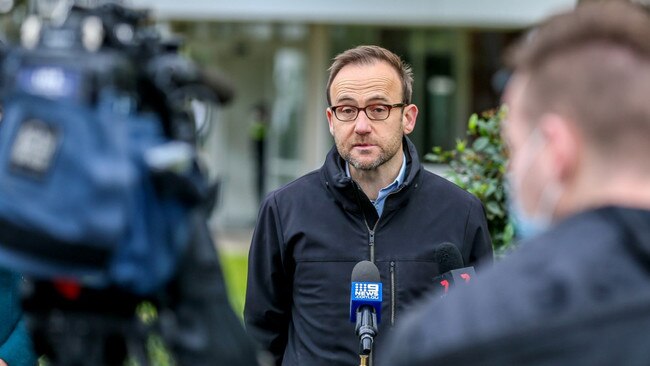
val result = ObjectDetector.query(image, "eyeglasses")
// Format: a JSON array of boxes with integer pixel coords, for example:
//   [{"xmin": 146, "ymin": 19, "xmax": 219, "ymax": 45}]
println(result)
[{"xmin": 330, "ymin": 103, "xmax": 406, "ymax": 122}]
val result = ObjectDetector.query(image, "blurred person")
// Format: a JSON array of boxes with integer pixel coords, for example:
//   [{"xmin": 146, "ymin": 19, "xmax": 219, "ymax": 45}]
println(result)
[
  {"xmin": 0, "ymin": 270, "xmax": 35, "ymax": 366},
  {"xmin": 249, "ymin": 102, "xmax": 270, "ymax": 203},
  {"xmin": 383, "ymin": 2, "xmax": 650, "ymax": 365},
  {"xmin": 244, "ymin": 45, "xmax": 493, "ymax": 366},
  {"xmin": 579, "ymin": 0, "xmax": 650, "ymax": 7}
]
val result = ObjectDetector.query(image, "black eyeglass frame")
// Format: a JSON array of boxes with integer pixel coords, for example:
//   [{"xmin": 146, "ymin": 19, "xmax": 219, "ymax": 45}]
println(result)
[{"xmin": 329, "ymin": 103, "xmax": 407, "ymax": 122}]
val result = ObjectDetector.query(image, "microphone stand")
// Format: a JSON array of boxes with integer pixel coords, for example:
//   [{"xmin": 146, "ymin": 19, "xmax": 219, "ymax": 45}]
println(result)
[
  {"xmin": 359, "ymin": 354, "xmax": 369, "ymax": 366},
  {"xmin": 356, "ymin": 308, "xmax": 377, "ymax": 366}
]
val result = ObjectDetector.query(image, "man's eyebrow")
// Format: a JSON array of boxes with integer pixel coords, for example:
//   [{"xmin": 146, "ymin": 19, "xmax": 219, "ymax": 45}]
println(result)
[
  {"xmin": 332, "ymin": 96, "xmax": 357, "ymax": 105},
  {"xmin": 365, "ymin": 95, "xmax": 391, "ymax": 103},
  {"xmin": 332, "ymin": 95, "xmax": 392, "ymax": 105}
]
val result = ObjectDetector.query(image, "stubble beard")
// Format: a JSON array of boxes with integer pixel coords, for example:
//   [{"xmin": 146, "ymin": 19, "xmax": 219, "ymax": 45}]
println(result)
[
  {"xmin": 337, "ymin": 134, "xmax": 403, "ymax": 171},
  {"xmin": 345, "ymin": 150, "xmax": 387, "ymax": 171}
]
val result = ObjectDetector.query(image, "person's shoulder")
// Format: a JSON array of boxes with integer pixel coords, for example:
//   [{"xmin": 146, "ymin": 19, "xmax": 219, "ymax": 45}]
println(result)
[
  {"xmin": 271, "ymin": 169, "xmax": 321, "ymax": 196},
  {"xmin": 387, "ymin": 210, "xmax": 634, "ymax": 366},
  {"xmin": 389, "ymin": 240, "xmax": 556, "ymax": 363},
  {"xmin": 387, "ymin": 218, "xmax": 619, "ymax": 365},
  {"xmin": 435, "ymin": 214, "xmax": 619, "ymax": 330},
  {"xmin": 521, "ymin": 207, "xmax": 622, "ymax": 255},
  {"xmin": 418, "ymin": 169, "xmax": 482, "ymax": 205},
  {"xmin": 260, "ymin": 169, "xmax": 322, "ymax": 206}
]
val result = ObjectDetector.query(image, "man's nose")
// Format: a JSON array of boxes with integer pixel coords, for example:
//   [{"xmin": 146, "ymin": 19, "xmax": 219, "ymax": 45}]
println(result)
[{"xmin": 354, "ymin": 112, "xmax": 372, "ymax": 134}]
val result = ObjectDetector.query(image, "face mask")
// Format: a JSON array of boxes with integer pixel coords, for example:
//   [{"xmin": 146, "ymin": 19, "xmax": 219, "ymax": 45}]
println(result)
[
  {"xmin": 507, "ymin": 182, "xmax": 562, "ymax": 239},
  {"xmin": 506, "ymin": 129, "xmax": 563, "ymax": 240}
]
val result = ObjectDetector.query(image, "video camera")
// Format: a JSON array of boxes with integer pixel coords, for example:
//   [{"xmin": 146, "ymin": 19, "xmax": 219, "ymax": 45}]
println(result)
[
  {"xmin": 8, "ymin": 0, "xmax": 231, "ymax": 134},
  {"xmin": 0, "ymin": 1, "xmax": 258, "ymax": 365},
  {"xmin": 0, "ymin": 0, "xmax": 225, "ymax": 296}
]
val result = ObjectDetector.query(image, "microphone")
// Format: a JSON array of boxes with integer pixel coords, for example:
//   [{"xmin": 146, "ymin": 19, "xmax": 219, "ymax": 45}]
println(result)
[
  {"xmin": 350, "ymin": 261, "xmax": 382, "ymax": 356},
  {"xmin": 433, "ymin": 242, "xmax": 476, "ymax": 296}
]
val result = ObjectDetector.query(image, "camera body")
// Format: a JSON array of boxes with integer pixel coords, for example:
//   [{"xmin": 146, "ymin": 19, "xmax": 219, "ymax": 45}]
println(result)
[{"xmin": 0, "ymin": 2, "xmax": 213, "ymax": 296}]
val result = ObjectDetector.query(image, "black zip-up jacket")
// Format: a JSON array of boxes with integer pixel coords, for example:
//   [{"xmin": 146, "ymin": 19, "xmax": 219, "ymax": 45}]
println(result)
[
  {"xmin": 244, "ymin": 137, "xmax": 493, "ymax": 366},
  {"xmin": 383, "ymin": 206, "xmax": 650, "ymax": 366}
]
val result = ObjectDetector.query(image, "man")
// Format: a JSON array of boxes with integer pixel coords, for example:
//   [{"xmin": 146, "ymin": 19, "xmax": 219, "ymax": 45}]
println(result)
[
  {"xmin": 384, "ymin": 2, "xmax": 650, "ymax": 365},
  {"xmin": 244, "ymin": 45, "xmax": 493, "ymax": 366}
]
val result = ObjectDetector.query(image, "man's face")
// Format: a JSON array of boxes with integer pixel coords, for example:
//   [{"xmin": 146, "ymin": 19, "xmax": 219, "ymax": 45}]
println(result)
[
  {"xmin": 502, "ymin": 74, "xmax": 548, "ymax": 215},
  {"xmin": 326, "ymin": 61, "xmax": 417, "ymax": 171}
]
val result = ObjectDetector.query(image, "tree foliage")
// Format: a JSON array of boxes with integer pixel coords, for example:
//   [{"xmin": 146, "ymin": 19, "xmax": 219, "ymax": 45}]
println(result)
[{"xmin": 426, "ymin": 107, "xmax": 514, "ymax": 254}]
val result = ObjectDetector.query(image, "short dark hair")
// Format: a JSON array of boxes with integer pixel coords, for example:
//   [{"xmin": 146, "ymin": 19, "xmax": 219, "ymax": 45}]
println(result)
[
  {"xmin": 506, "ymin": 1, "xmax": 650, "ymax": 161},
  {"xmin": 326, "ymin": 45, "xmax": 414, "ymax": 105}
]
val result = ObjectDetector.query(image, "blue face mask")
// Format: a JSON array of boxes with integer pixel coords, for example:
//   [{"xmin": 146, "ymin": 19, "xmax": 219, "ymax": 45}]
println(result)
[{"xmin": 507, "ymin": 192, "xmax": 551, "ymax": 240}]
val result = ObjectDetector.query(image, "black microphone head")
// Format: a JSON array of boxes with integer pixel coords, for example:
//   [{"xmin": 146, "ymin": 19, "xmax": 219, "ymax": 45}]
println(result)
[
  {"xmin": 351, "ymin": 261, "xmax": 380, "ymax": 282},
  {"xmin": 435, "ymin": 242, "xmax": 464, "ymax": 274}
]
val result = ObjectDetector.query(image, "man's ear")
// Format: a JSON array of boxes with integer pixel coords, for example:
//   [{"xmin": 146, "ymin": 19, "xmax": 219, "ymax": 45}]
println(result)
[
  {"xmin": 326, "ymin": 108, "xmax": 334, "ymax": 136},
  {"xmin": 538, "ymin": 113, "xmax": 580, "ymax": 182},
  {"xmin": 402, "ymin": 104, "xmax": 418, "ymax": 135}
]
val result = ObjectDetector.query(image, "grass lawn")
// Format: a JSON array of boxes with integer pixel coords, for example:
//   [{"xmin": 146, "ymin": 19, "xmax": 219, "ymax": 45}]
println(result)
[{"xmin": 219, "ymin": 249, "xmax": 249, "ymax": 318}]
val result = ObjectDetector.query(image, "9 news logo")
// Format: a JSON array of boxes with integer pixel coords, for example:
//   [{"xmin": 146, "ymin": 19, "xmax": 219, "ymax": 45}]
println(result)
[{"xmin": 354, "ymin": 283, "xmax": 380, "ymax": 300}]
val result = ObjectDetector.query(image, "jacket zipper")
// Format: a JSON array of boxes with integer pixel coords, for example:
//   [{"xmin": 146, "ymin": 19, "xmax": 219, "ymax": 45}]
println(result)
[
  {"xmin": 390, "ymin": 261, "xmax": 396, "ymax": 326},
  {"xmin": 361, "ymin": 184, "xmax": 408, "ymax": 366},
  {"xmin": 364, "ymin": 184, "xmax": 406, "ymax": 262},
  {"xmin": 368, "ymin": 226, "xmax": 376, "ymax": 263}
]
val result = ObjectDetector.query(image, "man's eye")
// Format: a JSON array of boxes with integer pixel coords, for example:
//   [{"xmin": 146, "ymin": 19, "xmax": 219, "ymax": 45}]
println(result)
[
  {"xmin": 371, "ymin": 105, "xmax": 388, "ymax": 113},
  {"xmin": 339, "ymin": 107, "xmax": 356, "ymax": 114}
]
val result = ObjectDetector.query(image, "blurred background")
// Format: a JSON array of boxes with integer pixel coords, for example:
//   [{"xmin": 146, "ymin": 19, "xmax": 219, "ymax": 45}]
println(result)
[
  {"xmin": 127, "ymin": 0, "xmax": 578, "ymax": 231},
  {"xmin": 0, "ymin": 0, "xmax": 578, "ymax": 316}
]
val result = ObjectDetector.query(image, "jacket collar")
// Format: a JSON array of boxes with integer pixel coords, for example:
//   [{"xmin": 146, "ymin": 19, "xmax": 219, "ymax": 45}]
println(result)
[
  {"xmin": 594, "ymin": 206, "xmax": 650, "ymax": 268},
  {"xmin": 321, "ymin": 136, "xmax": 422, "ymax": 215}
]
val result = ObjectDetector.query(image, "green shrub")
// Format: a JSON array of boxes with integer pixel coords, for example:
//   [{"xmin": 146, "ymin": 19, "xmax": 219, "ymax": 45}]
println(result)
[{"xmin": 426, "ymin": 107, "xmax": 514, "ymax": 255}]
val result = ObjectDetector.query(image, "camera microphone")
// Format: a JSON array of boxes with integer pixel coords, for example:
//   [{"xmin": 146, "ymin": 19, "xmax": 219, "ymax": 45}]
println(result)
[{"xmin": 433, "ymin": 242, "xmax": 476, "ymax": 296}]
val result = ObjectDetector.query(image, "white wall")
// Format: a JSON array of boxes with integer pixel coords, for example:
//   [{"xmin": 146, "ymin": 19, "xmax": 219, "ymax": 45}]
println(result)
[{"xmin": 131, "ymin": 0, "xmax": 577, "ymax": 28}]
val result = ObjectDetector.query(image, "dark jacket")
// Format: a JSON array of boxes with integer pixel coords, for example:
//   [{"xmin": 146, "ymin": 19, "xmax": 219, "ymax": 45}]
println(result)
[
  {"xmin": 245, "ymin": 137, "xmax": 493, "ymax": 366},
  {"xmin": 384, "ymin": 205, "xmax": 650, "ymax": 366}
]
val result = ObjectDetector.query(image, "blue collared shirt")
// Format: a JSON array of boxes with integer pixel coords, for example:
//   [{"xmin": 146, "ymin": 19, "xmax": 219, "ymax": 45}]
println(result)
[{"xmin": 346, "ymin": 153, "xmax": 407, "ymax": 217}]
